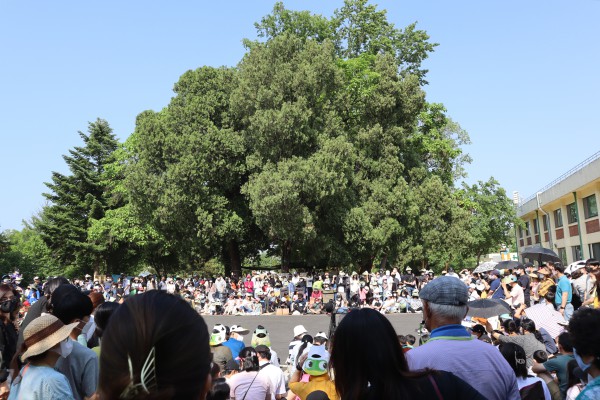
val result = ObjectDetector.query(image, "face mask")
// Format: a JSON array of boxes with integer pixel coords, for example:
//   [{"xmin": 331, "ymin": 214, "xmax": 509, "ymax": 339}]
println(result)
[
  {"xmin": 573, "ymin": 348, "xmax": 593, "ymax": 372},
  {"xmin": 80, "ymin": 318, "xmax": 95, "ymax": 341},
  {"xmin": 53, "ymin": 338, "xmax": 73, "ymax": 358}
]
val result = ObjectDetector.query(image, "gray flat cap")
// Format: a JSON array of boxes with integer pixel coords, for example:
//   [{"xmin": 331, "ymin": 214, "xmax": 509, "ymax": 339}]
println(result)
[{"xmin": 419, "ymin": 276, "xmax": 469, "ymax": 306}]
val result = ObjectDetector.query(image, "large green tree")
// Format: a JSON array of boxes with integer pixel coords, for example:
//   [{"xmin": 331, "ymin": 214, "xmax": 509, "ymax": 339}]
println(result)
[
  {"xmin": 36, "ymin": 119, "xmax": 120, "ymax": 276},
  {"xmin": 128, "ymin": 67, "xmax": 265, "ymax": 277}
]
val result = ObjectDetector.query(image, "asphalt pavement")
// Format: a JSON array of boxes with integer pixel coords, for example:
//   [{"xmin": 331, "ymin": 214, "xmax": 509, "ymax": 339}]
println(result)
[{"xmin": 202, "ymin": 312, "xmax": 424, "ymax": 363}]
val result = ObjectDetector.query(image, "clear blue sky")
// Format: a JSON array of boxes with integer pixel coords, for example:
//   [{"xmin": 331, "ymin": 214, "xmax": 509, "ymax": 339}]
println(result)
[{"xmin": 1, "ymin": 1, "xmax": 599, "ymax": 231}]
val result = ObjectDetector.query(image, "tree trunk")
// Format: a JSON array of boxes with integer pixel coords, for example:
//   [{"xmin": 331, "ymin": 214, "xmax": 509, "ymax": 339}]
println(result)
[
  {"xmin": 281, "ymin": 240, "xmax": 292, "ymax": 273},
  {"xmin": 379, "ymin": 254, "xmax": 388, "ymax": 271},
  {"xmin": 227, "ymin": 240, "xmax": 242, "ymax": 280}
]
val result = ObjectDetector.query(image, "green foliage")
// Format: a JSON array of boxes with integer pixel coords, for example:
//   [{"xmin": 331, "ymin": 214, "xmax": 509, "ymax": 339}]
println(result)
[
  {"xmin": 17, "ymin": 1, "xmax": 516, "ymax": 277},
  {"xmin": 0, "ymin": 219, "xmax": 62, "ymax": 280},
  {"xmin": 36, "ymin": 119, "xmax": 120, "ymax": 276},
  {"xmin": 460, "ymin": 178, "xmax": 519, "ymax": 264}
]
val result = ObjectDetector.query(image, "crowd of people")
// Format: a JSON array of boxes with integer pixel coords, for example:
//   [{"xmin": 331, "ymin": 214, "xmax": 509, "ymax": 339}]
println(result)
[{"xmin": 0, "ymin": 257, "xmax": 597, "ymax": 399}]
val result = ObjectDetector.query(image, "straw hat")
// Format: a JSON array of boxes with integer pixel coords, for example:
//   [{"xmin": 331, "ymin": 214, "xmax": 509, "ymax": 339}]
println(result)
[{"xmin": 21, "ymin": 314, "xmax": 77, "ymax": 361}]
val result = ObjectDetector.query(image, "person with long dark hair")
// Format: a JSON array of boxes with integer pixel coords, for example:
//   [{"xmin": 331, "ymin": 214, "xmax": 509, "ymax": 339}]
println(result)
[
  {"xmin": 330, "ymin": 307, "xmax": 484, "ymax": 400},
  {"xmin": 499, "ymin": 342, "xmax": 551, "ymax": 399},
  {"xmin": 99, "ymin": 290, "xmax": 213, "ymax": 399},
  {"xmin": 228, "ymin": 347, "xmax": 271, "ymax": 400}
]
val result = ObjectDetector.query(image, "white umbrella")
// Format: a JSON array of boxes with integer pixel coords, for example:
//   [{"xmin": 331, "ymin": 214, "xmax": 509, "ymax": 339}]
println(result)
[
  {"xmin": 473, "ymin": 261, "xmax": 498, "ymax": 274},
  {"xmin": 524, "ymin": 303, "xmax": 565, "ymax": 339}
]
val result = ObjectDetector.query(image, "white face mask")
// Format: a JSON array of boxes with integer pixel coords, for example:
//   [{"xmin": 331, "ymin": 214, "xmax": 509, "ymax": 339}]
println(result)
[
  {"xmin": 53, "ymin": 338, "xmax": 73, "ymax": 358},
  {"xmin": 80, "ymin": 318, "xmax": 96, "ymax": 341}
]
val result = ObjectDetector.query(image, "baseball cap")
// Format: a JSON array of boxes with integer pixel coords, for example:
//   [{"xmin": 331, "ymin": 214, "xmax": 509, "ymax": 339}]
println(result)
[
  {"xmin": 419, "ymin": 276, "xmax": 468, "ymax": 306},
  {"xmin": 489, "ymin": 270, "xmax": 500, "ymax": 277},
  {"xmin": 315, "ymin": 331, "xmax": 328, "ymax": 340},
  {"xmin": 230, "ymin": 325, "xmax": 249, "ymax": 335}
]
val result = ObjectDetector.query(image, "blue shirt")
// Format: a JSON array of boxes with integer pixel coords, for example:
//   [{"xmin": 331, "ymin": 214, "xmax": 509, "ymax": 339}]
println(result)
[
  {"xmin": 490, "ymin": 279, "xmax": 505, "ymax": 299},
  {"xmin": 223, "ymin": 337, "xmax": 245, "ymax": 360},
  {"xmin": 407, "ymin": 326, "xmax": 520, "ymax": 400},
  {"xmin": 429, "ymin": 324, "xmax": 472, "ymax": 339},
  {"xmin": 9, "ymin": 365, "xmax": 73, "ymax": 400},
  {"xmin": 555, "ymin": 275, "xmax": 572, "ymax": 305}
]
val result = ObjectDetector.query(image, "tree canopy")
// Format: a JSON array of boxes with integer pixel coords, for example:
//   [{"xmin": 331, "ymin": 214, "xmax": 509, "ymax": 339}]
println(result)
[{"xmin": 2, "ymin": 1, "xmax": 517, "ymax": 278}]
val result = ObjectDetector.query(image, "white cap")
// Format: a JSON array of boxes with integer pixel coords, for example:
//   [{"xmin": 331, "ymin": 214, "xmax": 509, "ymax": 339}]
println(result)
[
  {"xmin": 315, "ymin": 331, "xmax": 328, "ymax": 340},
  {"xmin": 293, "ymin": 324, "xmax": 308, "ymax": 338}
]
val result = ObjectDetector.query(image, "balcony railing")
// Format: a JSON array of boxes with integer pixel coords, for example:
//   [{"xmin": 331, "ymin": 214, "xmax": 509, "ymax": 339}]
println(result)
[{"xmin": 521, "ymin": 150, "xmax": 600, "ymax": 205}]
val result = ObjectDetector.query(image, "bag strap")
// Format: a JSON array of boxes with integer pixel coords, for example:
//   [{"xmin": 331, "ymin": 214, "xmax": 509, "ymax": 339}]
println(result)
[
  {"xmin": 428, "ymin": 374, "xmax": 443, "ymax": 400},
  {"xmin": 241, "ymin": 370, "xmax": 260, "ymax": 400}
]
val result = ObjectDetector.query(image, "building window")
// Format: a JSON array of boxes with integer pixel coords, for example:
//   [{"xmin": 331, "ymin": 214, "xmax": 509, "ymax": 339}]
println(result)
[
  {"xmin": 558, "ymin": 247, "xmax": 567, "ymax": 265},
  {"xmin": 518, "ymin": 226, "xmax": 523, "ymax": 239},
  {"xmin": 542, "ymin": 214, "xmax": 549, "ymax": 231},
  {"xmin": 525, "ymin": 221, "xmax": 530, "ymax": 236},
  {"xmin": 572, "ymin": 245, "xmax": 582, "ymax": 261},
  {"xmin": 533, "ymin": 218, "xmax": 538, "ymax": 234},
  {"xmin": 589, "ymin": 242, "xmax": 600, "ymax": 259},
  {"xmin": 554, "ymin": 208, "xmax": 563, "ymax": 228},
  {"xmin": 567, "ymin": 203, "xmax": 578, "ymax": 224},
  {"xmin": 583, "ymin": 194, "xmax": 598, "ymax": 219}
]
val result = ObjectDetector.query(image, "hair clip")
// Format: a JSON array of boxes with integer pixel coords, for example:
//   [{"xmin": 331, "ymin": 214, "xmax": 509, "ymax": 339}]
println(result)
[{"xmin": 120, "ymin": 347, "xmax": 158, "ymax": 399}]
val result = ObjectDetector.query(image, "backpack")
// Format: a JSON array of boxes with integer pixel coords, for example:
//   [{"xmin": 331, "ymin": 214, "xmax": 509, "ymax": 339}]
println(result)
[
  {"xmin": 571, "ymin": 283, "xmax": 582, "ymax": 310},
  {"xmin": 520, "ymin": 380, "xmax": 546, "ymax": 400}
]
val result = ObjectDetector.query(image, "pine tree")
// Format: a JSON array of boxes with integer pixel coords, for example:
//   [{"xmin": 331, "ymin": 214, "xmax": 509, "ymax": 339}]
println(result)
[{"xmin": 37, "ymin": 119, "xmax": 118, "ymax": 276}]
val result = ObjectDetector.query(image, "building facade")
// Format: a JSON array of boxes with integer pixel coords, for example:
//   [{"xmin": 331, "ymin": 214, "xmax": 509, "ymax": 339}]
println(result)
[{"xmin": 517, "ymin": 152, "xmax": 600, "ymax": 265}]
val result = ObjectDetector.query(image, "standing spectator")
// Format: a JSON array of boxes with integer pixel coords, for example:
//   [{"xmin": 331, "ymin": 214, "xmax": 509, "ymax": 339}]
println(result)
[
  {"xmin": 406, "ymin": 276, "xmax": 520, "ymax": 400},
  {"xmin": 552, "ymin": 264, "xmax": 573, "ymax": 321},
  {"xmin": 537, "ymin": 267, "xmax": 555, "ymax": 300},
  {"xmin": 229, "ymin": 347, "xmax": 271, "ymax": 400},
  {"xmin": 503, "ymin": 275, "xmax": 525, "ymax": 309},
  {"xmin": 488, "ymin": 270, "xmax": 505, "ymax": 299},
  {"xmin": 0, "ymin": 284, "xmax": 19, "ymax": 390},
  {"xmin": 567, "ymin": 308, "xmax": 600, "ymax": 399},
  {"xmin": 517, "ymin": 264, "xmax": 531, "ymax": 307},
  {"xmin": 8, "ymin": 315, "xmax": 75, "ymax": 399},
  {"xmin": 17, "ymin": 277, "xmax": 69, "ymax": 349},
  {"xmin": 51, "ymin": 285, "xmax": 98, "ymax": 400},
  {"xmin": 255, "ymin": 345, "xmax": 286, "ymax": 400}
]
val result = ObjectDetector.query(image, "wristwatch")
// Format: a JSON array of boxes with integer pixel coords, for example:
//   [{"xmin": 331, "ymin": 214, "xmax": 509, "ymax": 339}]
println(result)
[{"xmin": 560, "ymin": 306, "xmax": 565, "ymax": 310}]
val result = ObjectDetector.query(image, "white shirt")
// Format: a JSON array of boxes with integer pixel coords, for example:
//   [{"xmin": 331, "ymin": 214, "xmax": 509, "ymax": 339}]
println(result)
[
  {"xmin": 229, "ymin": 370, "xmax": 271, "ymax": 400},
  {"xmin": 258, "ymin": 361, "xmax": 286, "ymax": 400}
]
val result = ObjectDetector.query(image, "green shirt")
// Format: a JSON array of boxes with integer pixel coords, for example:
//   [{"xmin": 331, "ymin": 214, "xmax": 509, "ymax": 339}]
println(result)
[{"xmin": 543, "ymin": 353, "xmax": 574, "ymax": 399}]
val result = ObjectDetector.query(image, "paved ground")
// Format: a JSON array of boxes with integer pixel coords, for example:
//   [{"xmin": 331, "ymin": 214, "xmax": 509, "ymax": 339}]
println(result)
[{"xmin": 202, "ymin": 312, "xmax": 424, "ymax": 363}]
